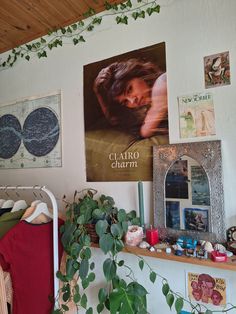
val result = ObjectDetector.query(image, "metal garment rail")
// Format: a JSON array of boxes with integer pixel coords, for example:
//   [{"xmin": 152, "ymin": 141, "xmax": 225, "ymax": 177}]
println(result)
[{"xmin": 0, "ymin": 185, "xmax": 59, "ymax": 301}]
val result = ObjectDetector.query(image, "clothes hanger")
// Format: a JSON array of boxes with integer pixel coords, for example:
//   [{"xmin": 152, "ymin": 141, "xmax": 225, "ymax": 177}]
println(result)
[
  {"xmin": 25, "ymin": 202, "xmax": 53, "ymax": 222},
  {"xmin": 11, "ymin": 200, "xmax": 28, "ymax": 212},
  {"xmin": 0, "ymin": 199, "xmax": 6, "ymax": 208},
  {"xmin": 31, "ymin": 200, "xmax": 42, "ymax": 207},
  {"xmin": 2, "ymin": 200, "xmax": 14, "ymax": 209}
]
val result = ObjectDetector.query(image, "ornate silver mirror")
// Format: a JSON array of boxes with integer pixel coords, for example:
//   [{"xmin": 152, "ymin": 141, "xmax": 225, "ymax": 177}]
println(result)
[{"xmin": 153, "ymin": 140, "xmax": 226, "ymax": 242}]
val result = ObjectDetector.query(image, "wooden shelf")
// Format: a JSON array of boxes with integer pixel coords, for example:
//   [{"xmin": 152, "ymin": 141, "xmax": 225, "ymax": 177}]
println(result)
[{"xmin": 92, "ymin": 243, "xmax": 236, "ymax": 271}]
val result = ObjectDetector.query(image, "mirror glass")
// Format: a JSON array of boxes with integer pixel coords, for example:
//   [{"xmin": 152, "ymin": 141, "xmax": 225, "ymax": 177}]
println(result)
[
  {"xmin": 165, "ymin": 155, "xmax": 210, "ymax": 232},
  {"xmin": 153, "ymin": 140, "xmax": 226, "ymax": 242}
]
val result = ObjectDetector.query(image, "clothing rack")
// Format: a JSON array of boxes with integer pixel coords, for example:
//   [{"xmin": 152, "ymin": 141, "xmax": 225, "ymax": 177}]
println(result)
[{"xmin": 0, "ymin": 185, "xmax": 59, "ymax": 301}]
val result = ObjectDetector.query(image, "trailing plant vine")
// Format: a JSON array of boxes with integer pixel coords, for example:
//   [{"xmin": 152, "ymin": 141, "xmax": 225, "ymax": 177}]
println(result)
[
  {"xmin": 0, "ymin": 0, "xmax": 161, "ymax": 70},
  {"xmin": 53, "ymin": 190, "xmax": 236, "ymax": 314}
]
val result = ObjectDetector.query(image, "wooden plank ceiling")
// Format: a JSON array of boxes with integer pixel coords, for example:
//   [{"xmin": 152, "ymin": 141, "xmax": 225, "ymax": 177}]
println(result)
[{"xmin": 0, "ymin": 0, "xmax": 122, "ymax": 54}]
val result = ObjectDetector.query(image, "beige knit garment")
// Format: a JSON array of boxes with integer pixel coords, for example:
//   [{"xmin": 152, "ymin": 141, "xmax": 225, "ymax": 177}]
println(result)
[{"xmin": 0, "ymin": 265, "xmax": 12, "ymax": 314}]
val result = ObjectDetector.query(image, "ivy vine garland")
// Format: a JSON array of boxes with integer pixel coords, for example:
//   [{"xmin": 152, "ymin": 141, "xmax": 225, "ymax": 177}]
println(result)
[{"xmin": 0, "ymin": 0, "xmax": 160, "ymax": 70}]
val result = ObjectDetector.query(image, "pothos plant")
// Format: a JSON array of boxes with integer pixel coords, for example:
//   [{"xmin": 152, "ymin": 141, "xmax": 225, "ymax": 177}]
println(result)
[{"xmin": 52, "ymin": 189, "xmax": 234, "ymax": 314}]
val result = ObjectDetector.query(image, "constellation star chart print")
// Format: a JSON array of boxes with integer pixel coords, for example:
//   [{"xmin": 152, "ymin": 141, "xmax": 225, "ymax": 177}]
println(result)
[{"xmin": 0, "ymin": 93, "xmax": 61, "ymax": 169}]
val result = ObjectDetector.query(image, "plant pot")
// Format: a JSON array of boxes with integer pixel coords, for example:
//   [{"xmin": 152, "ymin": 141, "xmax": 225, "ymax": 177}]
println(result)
[{"xmin": 85, "ymin": 223, "xmax": 99, "ymax": 243}]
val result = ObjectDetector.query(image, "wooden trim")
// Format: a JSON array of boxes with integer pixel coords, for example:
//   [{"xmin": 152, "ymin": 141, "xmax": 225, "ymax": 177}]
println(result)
[{"xmin": 92, "ymin": 243, "xmax": 236, "ymax": 271}]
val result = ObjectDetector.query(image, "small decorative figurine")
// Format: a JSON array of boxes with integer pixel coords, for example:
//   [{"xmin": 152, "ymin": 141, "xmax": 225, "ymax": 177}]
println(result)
[
  {"xmin": 186, "ymin": 248, "xmax": 197, "ymax": 257},
  {"xmin": 139, "ymin": 240, "xmax": 150, "ymax": 249},
  {"xmin": 149, "ymin": 246, "xmax": 155, "ymax": 252},
  {"xmin": 196, "ymin": 248, "xmax": 208, "ymax": 259},
  {"xmin": 125, "ymin": 225, "xmax": 143, "ymax": 247},
  {"xmin": 177, "ymin": 236, "xmax": 197, "ymax": 249},
  {"xmin": 211, "ymin": 250, "xmax": 227, "ymax": 262},
  {"xmin": 214, "ymin": 243, "xmax": 226, "ymax": 253},
  {"xmin": 201, "ymin": 241, "xmax": 214, "ymax": 253}
]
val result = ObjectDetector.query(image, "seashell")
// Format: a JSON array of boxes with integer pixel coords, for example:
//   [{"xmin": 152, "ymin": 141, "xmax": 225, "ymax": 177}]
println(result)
[
  {"xmin": 202, "ymin": 241, "xmax": 213, "ymax": 253},
  {"xmin": 139, "ymin": 241, "xmax": 150, "ymax": 249},
  {"xmin": 172, "ymin": 244, "xmax": 184, "ymax": 251},
  {"xmin": 214, "ymin": 243, "xmax": 226, "ymax": 253},
  {"xmin": 149, "ymin": 246, "xmax": 155, "ymax": 252}
]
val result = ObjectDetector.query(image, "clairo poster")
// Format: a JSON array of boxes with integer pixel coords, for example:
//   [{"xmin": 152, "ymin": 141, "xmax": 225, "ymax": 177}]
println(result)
[{"xmin": 84, "ymin": 42, "xmax": 169, "ymax": 181}]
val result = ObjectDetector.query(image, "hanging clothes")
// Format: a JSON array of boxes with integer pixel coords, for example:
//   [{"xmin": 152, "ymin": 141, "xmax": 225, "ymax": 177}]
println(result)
[
  {"xmin": 0, "ymin": 208, "xmax": 13, "ymax": 217},
  {"xmin": 0, "ymin": 219, "xmax": 64, "ymax": 314},
  {"xmin": 0, "ymin": 209, "xmax": 26, "ymax": 239}
]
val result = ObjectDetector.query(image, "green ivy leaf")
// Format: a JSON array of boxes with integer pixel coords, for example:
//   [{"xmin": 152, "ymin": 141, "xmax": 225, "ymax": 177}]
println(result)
[
  {"xmin": 66, "ymin": 259, "xmax": 77, "ymax": 280},
  {"xmin": 52, "ymin": 310, "xmax": 62, "ymax": 314},
  {"xmin": 96, "ymin": 220, "xmax": 108, "ymax": 236},
  {"xmin": 162, "ymin": 283, "xmax": 170, "ymax": 296},
  {"xmin": 111, "ymin": 223, "xmax": 123, "ymax": 238},
  {"xmin": 118, "ymin": 260, "xmax": 124, "ymax": 266},
  {"xmin": 92, "ymin": 17, "xmax": 102, "ymax": 24},
  {"xmin": 127, "ymin": 282, "xmax": 148, "ymax": 297},
  {"xmin": 79, "ymin": 259, "xmax": 89, "ymax": 279},
  {"xmin": 88, "ymin": 272, "xmax": 95, "ymax": 282},
  {"xmin": 175, "ymin": 297, "xmax": 184, "ymax": 314},
  {"xmin": 98, "ymin": 287, "xmax": 107, "ymax": 303},
  {"xmin": 139, "ymin": 260, "xmax": 144, "ymax": 270},
  {"xmin": 73, "ymin": 292, "xmax": 81, "ymax": 303},
  {"xmin": 62, "ymin": 304, "xmax": 69, "ymax": 311},
  {"xmin": 153, "ymin": 5, "xmax": 160, "ymax": 13},
  {"xmin": 56, "ymin": 271, "xmax": 67, "ymax": 282},
  {"xmin": 70, "ymin": 242, "xmax": 82, "ymax": 258},
  {"xmin": 84, "ymin": 247, "xmax": 91, "ymax": 259},
  {"xmin": 90, "ymin": 262, "xmax": 95, "ymax": 270},
  {"xmin": 121, "ymin": 221, "xmax": 128, "ymax": 233},
  {"xmin": 149, "ymin": 271, "xmax": 157, "ymax": 283},
  {"xmin": 71, "ymin": 23, "xmax": 78, "ymax": 30},
  {"xmin": 113, "ymin": 238, "xmax": 124, "ymax": 254},
  {"xmin": 103, "ymin": 258, "xmax": 117, "ymax": 281},
  {"xmin": 86, "ymin": 307, "xmax": 93, "ymax": 314},
  {"xmin": 78, "ymin": 21, "xmax": 84, "ymax": 27},
  {"xmin": 117, "ymin": 208, "xmax": 127, "ymax": 222},
  {"xmin": 120, "ymin": 3, "xmax": 126, "ymax": 10},
  {"xmin": 82, "ymin": 278, "xmax": 89, "ymax": 289},
  {"xmin": 87, "ymin": 25, "xmax": 94, "ymax": 31},
  {"xmin": 63, "ymin": 291, "xmax": 70, "ymax": 302},
  {"xmin": 99, "ymin": 233, "xmax": 114, "ymax": 254},
  {"xmin": 73, "ymin": 38, "xmax": 79, "ymax": 45},
  {"xmin": 132, "ymin": 12, "xmax": 139, "ymax": 20},
  {"xmin": 25, "ymin": 55, "xmax": 30, "ymax": 61},
  {"xmin": 116, "ymin": 16, "xmax": 122, "ymax": 24},
  {"xmin": 166, "ymin": 293, "xmax": 174, "ymax": 309},
  {"xmin": 126, "ymin": 0, "xmax": 132, "ymax": 8},
  {"xmin": 79, "ymin": 36, "xmax": 85, "ymax": 42},
  {"xmin": 97, "ymin": 303, "xmax": 104, "ymax": 313},
  {"xmin": 81, "ymin": 293, "xmax": 88, "ymax": 309},
  {"xmin": 92, "ymin": 207, "xmax": 105, "ymax": 220},
  {"xmin": 146, "ymin": 7, "xmax": 153, "ymax": 16},
  {"xmin": 139, "ymin": 10, "xmax": 145, "ymax": 18}
]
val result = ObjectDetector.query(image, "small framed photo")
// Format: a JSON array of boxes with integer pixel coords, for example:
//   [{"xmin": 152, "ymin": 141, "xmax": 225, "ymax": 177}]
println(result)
[
  {"xmin": 204, "ymin": 51, "xmax": 230, "ymax": 88},
  {"xmin": 183, "ymin": 208, "xmax": 208, "ymax": 232}
]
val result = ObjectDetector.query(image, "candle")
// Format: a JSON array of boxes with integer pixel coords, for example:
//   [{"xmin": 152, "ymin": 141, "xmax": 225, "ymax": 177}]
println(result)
[
  {"xmin": 146, "ymin": 226, "xmax": 159, "ymax": 246},
  {"xmin": 138, "ymin": 181, "xmax": 145, "ymax": 228}
]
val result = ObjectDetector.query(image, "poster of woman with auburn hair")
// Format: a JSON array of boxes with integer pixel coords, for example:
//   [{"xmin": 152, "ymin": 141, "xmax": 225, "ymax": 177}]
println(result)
[{"xmin": 84, "ymin": 42, "xmax": 169, "ymax": 181}]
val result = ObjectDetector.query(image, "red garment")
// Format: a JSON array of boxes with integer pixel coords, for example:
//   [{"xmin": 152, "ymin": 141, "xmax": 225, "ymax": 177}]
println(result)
[{"xmin": 0, "ymin": 219, "xmax": 64, "ymax": 314}]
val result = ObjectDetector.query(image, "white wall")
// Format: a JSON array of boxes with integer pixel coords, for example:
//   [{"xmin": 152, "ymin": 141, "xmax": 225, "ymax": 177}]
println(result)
[{"xmin": 1, "ymin": 0, "xmax": 236, "ymax": 313}]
